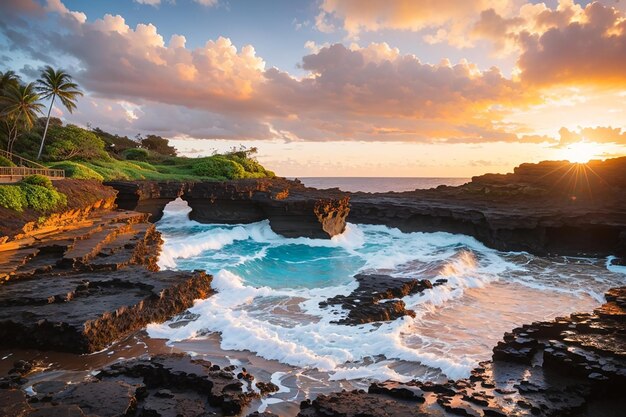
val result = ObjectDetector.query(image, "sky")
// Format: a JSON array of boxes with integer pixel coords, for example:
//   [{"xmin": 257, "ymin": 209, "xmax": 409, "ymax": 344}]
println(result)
[{"xmin": 1, "ymin": 0, "xmax": 626, "ymax": 177}]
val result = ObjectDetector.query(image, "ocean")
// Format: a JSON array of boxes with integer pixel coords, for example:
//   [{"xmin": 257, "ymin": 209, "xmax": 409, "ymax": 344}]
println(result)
[
  {"xmin": 296, "ymin": 177, "xmax": 470, "ymax": 193},
  {"xmin": 147, "ymin": 193, "xmax": 626, "ymax": 410}
]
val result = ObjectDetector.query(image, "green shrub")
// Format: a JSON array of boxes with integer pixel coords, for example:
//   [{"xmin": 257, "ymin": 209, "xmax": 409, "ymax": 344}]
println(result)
[
  {"xmin": 0, "ymin": 185, "xmax": 27, "ymax": 211},
  {"xmin": 0, "ymin": 156, "xmax": 16, "ymax": 167},
  {"xmin": 192, "ymin": 157, "xmax": 246, "ymax": 179},
  {"xmin": 48, "ymin": 161, "xmax": 104, "ymax": 181},
  {"xmin": 21, "ymin": 184, "xmax": 67, "ymax": 212},
  {"xmin": 21, "ymin": 174, "xmax": 53, "ymax": 189},
  {"xmin": 46, "ymin": 125, "xmax": 109, "ymax": 161},
  {"xmin": 122, "ymin": 148, "xmax": 149, "ymax": 161}
]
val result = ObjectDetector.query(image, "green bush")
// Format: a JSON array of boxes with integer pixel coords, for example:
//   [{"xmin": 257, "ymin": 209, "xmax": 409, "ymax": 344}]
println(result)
[
  {"xmin": 0, "ymin": 185, "xmax": 27, "ymax": 211},
  {"xmin": 21, "ymin": 184, "xmax": 67, "ymax": 212},
  {"xmin": 48, "ymin": 161, "xmax": 104, "ymax": 181},
  {"xmin": 192, "ymin": 157, "xmax": 246, "ymax": 179},
  {"xmin": 46, "ymin": 125, "xmax": 109, "ymax": 161},
  {"xmin": 122, "ymin": 148, "xmax": 149, "ymax": 161},
  {"xmin": 21, "ymin": 174, "xmax": 53, "ymax": 189},
  {"xmin": 0, "ymin": 156, "xmax": 16, "ymax": 167}
]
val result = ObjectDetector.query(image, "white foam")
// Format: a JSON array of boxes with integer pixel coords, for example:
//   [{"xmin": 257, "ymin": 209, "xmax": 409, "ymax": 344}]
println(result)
[
  {"xmin": 151, "ymin": 206, "xmax": 626, "ymax": 383},
  {"xmin": 607, "ymin": 256, "xmax": 626, "ymax": 275}
]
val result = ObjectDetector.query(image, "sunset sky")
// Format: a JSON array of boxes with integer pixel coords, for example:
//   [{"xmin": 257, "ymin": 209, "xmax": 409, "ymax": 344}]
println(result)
[{"xmin": 1, "ymin": 0, "xmax": 625, "ymax": 176}]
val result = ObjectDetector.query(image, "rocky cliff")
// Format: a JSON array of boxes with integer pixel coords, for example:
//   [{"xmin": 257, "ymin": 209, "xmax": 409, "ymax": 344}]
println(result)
[
  {"xmin": 107, "ymin": 157, "xmax": 626, "ymax": 260},
  {"xmin": 105, "ymin": 178, "xmax": 350, "ymax": 239},
  {"xmin": 0, "ymin": 180, "xmax": 117, "ymax": 245},
  {"xmin": 348, "ymin": 157, "xmax": 626, "ymax": 259}
]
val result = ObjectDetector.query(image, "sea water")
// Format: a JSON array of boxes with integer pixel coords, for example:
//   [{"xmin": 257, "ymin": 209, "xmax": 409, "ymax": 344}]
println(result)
[
  {"xmin": 148, "ymin": 199, "xmax": 626, "ymax": 385},
  {"xmin": 296, "ymin": 177, "xmax": 469, "ymax": 193}
]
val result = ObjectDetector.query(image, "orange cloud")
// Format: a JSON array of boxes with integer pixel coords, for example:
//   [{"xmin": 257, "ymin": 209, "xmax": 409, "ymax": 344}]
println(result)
[
  {"xmin": 517, "ymin": 2, "xmax": 626, "ymax": 86},
  {"xmin": 317, "ymin": 0, "xmax": 521, "ymax": 45},
  {"xmin": 1, "ymin": 0, "xmax": 625, "ymax": 149}
]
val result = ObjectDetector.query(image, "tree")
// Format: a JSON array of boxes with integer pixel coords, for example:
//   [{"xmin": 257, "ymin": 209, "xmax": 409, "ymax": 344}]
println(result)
[
  {"xmin": 0, "ymin": 70, "xmax": 19, "ymax": 92},
  {"xmin": 46, "ymin": 124, "xmax": 108, "ymax": 161},
  {"xmin": 35, "ymin": 66, "xmax": 83, "ymax": 160},
  {"xmin": 0, "ymin": 83, "xmax": 44, "ymax": 153},
  {"xmin": 0, "ymin": 70, "xmax": 21, "ymax": 150},
  {"xmin": 141, "ymin": 134, "xmax": 177, "ymax": 156}
]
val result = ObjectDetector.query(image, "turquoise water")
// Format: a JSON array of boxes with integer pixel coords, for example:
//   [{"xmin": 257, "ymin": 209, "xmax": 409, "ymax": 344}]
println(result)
[{"xmin": 149, "ymin": 199, "xmax": 626, "ymax": 383}]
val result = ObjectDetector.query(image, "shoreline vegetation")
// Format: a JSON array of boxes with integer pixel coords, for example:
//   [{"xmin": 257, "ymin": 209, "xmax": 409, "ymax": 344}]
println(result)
[{"xmin": 1, "ymin": 66, "xmax": 275, "ymax": 213}]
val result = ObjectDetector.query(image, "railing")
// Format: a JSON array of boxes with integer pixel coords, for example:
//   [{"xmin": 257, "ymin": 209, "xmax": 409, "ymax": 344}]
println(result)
[
  {"xmin": 0, "ymin": 167, "xmax": 65, "ymax": 180},
  {"xmin": 0, "ymin": 150, "xmax": 65, "ymax": 180},
  {"xmin": 0, "ymin": 150, "xmax": 48, "ymax": 169}
]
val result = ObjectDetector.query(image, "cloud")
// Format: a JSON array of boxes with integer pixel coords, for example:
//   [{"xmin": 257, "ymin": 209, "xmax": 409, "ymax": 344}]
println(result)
[
  {"xmin": 517, "ymin": 2, "xmax": 626, "ymax": 86},
  {"xmin": 2, "ymin": 0, "xmax": 625, "ymax": 150},
  {"xmin": 193, "ymin": 0, "xmax": 219, "ymax": 7},
  {"xmin": 134, "ymin": 0, "xmax": 161, "ymax": 6},
  {"xmin": 557, "ymin": 126, "xmax": 626, "ymax": 146},
  {"xmin": 316, "ymin": 0, "xmax": 524, "ymax": 45},
  {"xmin": 46, "ymin": 0, "xmax": 87, "ymax": 23},
  {"xmin": 56, "ymin": 14, "xmax": 269, "ymax": 115}
]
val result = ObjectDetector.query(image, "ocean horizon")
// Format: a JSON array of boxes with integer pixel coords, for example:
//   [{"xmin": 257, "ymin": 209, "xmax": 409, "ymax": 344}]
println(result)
[{"xmin": 295, "ymin": 177, "xmax": 470, "ymax": 193}]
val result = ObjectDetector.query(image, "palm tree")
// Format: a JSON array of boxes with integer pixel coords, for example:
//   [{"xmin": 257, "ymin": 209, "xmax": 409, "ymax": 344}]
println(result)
[
  {"xmin": 0, "ymin": 70, "xmax": 21, "ymax": 151},
  {"xmin": 1, "ymin": 83, "xmax": 44, "ymax": 153},
  {"xmin": 35, "ymin": 66, "xmax": 83, "ymax": 160},
  {"xmin": 0, "ymin": 70, "xmax": 20, "ymax": 92}
]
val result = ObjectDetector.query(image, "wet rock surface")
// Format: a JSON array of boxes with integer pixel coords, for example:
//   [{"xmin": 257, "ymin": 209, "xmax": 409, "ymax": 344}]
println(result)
[
  {"xmin": 0, "ymin": 210, "xmax": 213, "ymax": 353},
  {"xmin": 319, "ymin": 274, "xmax": 433, "ymax": 325},
  {"xmin": 299, "ymin": 287, "xmax": 626, "ymax": 417},
  {"xmin": 1, "ymin": 353, "xmax": 274, "ymax": 417}
]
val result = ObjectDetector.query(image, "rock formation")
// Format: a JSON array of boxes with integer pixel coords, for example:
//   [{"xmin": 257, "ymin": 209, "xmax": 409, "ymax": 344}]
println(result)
[
  {"xmin": 0, "ymin": 354, "xmax": 279, "ymax": 417},
  {"xmin": 0, "ymin": 208, "xmax": 212, "ymax": 353},
  {"xmin": 348, "ymin": 157, "xmax": 626, "ymax": 259},
  {"xmin": 298, "ymin": 287, "xmax": 626, "ymax": 417},
  {"xmin": 106, "ymin": 178, "xmax": 351, "ymax": 239},
  {"xmin": 105, "ymin": 158, "xmax": 626, "ymax": 260},
  {"xmin": 319, "ymin": 274, "xmax": 434, "ymax": 325}
]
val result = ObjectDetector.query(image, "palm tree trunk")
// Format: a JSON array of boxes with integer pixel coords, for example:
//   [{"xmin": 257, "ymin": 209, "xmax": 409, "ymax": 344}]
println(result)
[
  {"xmin": 37, "ymin": 94, "xmax": 56, "ymax": 160},
  {"xmin": 7, "ymin": 120, "xmax": 18, "ymax": 154}
]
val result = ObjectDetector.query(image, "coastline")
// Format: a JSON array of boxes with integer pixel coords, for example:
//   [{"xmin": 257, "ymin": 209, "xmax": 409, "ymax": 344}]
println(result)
[{"xmin": 0, "ymin": 157, "xmax": 625, "ymax": 416}]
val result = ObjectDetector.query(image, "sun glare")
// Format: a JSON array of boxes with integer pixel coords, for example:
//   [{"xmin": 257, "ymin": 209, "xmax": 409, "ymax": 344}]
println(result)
[{"xmin": 561, "ymin": 141, "xmax": 601, "ymax": 163}]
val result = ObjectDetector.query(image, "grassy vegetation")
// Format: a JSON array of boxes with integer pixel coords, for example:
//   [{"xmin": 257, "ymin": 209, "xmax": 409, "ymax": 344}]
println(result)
[
  {"xmin": 0, "ymin": 155, "xmax": 15, "ymax": 167},
  {"xmin": 2, "ymin": 112, "xmax": 275, "ymax": 181},
  {"xmin": 0, "ymin": 175, "xmax": 67, "ymax": 212},
  {"xmin": 0, "ymin": 121, "xmax": 274, "ymax": 182}
]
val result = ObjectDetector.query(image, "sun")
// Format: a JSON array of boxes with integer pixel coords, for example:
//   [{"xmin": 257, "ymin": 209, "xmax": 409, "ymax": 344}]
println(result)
[{"xmin": 561, "ymin": 141, "xmax": 601, "ymax": 163}]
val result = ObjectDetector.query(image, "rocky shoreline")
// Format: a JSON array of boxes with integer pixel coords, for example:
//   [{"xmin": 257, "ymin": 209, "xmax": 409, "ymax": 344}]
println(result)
[
  {"xmin": 104, "ymin": 157, "xmax": 626, "ymax": 261},
  {"xmin": 0, "ymin": 158, "xmax": 625, "ymax": 416},
  {"xmin": 298, "ymin": 287, "xmax": 626, "ymax": 417}
]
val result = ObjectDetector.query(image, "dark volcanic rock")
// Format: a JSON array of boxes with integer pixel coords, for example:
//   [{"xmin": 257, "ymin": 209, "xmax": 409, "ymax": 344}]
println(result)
[
  {"xmin": 300, "ymin": 287, "xmax": 626, "ymax": 417},
  {"xmin": 106, "ymin": 178, "xmax": 351, "ymax": 239},
  {"xmin": 0, "ymin": 267, "xmax": 212, "ymax": 353},
  {"xmin": 320, "ymin": 274, "xmax": 432, "ymax": 325},
  {"xmin": 3, "ymin": 354, "xmax": 272, "ymax": 417},
  {"xmin": 104, "ymin": 180, "xmax": 186, "ymax": 222},
  {"xmin": 0, "ymin": 208, "xmax": 213, "ymax": 354},
  {"xmin": 349, "ymin": 158, "xmax": 626, "ymax": 259},
  {"xmin": 107, "ymin": 158, "xmax": 626, "ymax": 257},
  {"xmin": 298, "ymin": 389, "xmax": 437, "ymax": 417}
]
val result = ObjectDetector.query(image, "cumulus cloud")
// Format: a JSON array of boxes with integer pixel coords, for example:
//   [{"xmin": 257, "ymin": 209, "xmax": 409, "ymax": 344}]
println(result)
[
  {"xmin": 57, "ymin": 14, "xmax": 269, "ymax": 114},
  {"xmin": 46, "ymin": 0, "xmax": 87, "ymax": 23},
  {"xmin": 517, "ymin": 2, "xmax": 626, "ymax": 86},
  {"xmin": 2, "ymin": 0, "xmax": 625, "ymax": 149}
]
